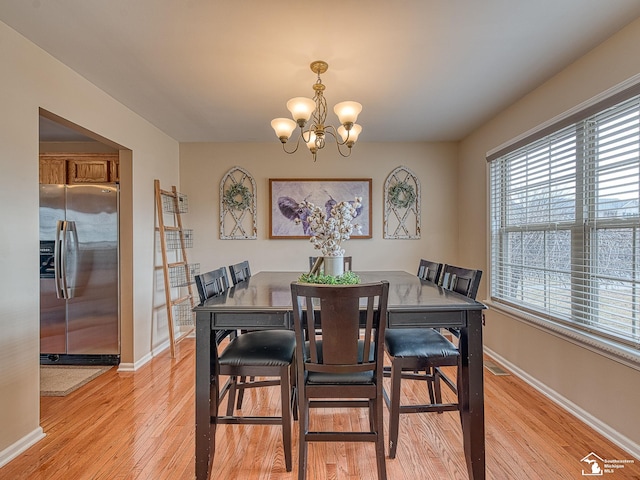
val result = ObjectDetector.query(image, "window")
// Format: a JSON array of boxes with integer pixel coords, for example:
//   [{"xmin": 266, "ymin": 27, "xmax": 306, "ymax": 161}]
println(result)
[{"xmin": 489, "ymin": 89, "xmax": 640, "ymax": 353}]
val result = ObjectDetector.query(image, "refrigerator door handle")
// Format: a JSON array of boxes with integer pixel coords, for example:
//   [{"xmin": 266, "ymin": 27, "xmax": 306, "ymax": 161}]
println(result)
[
  {"xmin": 54, "ymin": 220, "xmax": 65, "ymax": 299},
  {"xmin": 55, "ymin": 220, "xmax": 78, "ymax": 299}
]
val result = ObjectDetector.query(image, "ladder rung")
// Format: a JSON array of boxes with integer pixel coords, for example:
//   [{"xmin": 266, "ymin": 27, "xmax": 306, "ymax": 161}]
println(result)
[
  {"xmin": 170, "ymin": 294, "xmax": 192, "ymax": 306},
  {"xmin": 160, "ymin": 188, "xmax": 177, "ymax": 197},
  {"xmin": 168, "ymin": 261, "xmax": 187, "ymax": 268},
  {"xmin": 163, "ymin": 226, "xmax": 181, "ymax": 231}
]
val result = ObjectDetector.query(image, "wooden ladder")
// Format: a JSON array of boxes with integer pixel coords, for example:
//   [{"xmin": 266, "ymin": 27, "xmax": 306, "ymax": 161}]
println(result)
[{"xmin": 154, "ymin": 179, "xmax": 197, "ymax": 358}]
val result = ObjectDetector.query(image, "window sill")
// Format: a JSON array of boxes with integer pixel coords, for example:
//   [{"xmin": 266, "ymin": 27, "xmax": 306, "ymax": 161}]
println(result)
[{"xmin": 484, "ymin": 299, "xmax": 640, "ymax": 372}]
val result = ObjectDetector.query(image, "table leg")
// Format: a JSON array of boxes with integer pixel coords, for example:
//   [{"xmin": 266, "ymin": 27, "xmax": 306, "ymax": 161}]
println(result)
[
  {"xmin": 458, "ymin": 310, "xmax": 485, "ymax": 480},
  {"xmin": 195, "ymin": 313, "xmax": 215, "ymax": 480}
]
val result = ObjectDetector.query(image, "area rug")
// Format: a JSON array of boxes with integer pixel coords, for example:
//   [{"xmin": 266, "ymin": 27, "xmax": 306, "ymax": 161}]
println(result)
[{"xmin": 40, "ymin": 365, "xmax": 112, "ymax": 397}]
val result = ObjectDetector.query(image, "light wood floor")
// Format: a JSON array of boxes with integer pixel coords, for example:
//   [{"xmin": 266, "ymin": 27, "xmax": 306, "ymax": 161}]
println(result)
[{"xmin": 2, "ymin": 337, "xmax": 638, "ymax": 479}]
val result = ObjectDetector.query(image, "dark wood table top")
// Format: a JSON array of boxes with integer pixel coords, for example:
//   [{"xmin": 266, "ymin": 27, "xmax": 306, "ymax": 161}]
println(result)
[{"xmin": 196, "ymin": 270, "xmax": 486, "ymax": 314}]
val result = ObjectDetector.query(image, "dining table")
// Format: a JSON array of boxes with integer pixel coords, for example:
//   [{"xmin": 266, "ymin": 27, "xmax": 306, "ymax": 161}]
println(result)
[{"xmin": 194, "ymin": 270, "xmax": 487, "ymax": 480}]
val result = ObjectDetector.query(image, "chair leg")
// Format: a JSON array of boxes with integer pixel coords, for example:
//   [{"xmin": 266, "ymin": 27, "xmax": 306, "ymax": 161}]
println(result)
[
  {"xmin": 388, "ymin": 360, "xmax": 403, "ymax": 459},
  {"xmin": 433, "ymin": 369, "xmax": 444, "ymax": 415},
  {"xmin": 291, "ymin": 357, "xmax": 298, "ymax": 421},
  {"xmin": 236, "ymin": 376, "xmax": 246, "ymax": 408},
  {"xmin": 226, "ymin": 376, "xmax": 238, "ymax": 416},
  {"xmin": 374, "ymin": 389, "xmax": 388, "ymax": 480},
  {"xmin": 368, "ymin": 399, "xmax": 376, "ymax": 431},
  {"xmin": 280, "ymin": 365, "xmax": 293, "ymax": 472},
  {"xmin": 236, "ymin": 375, "xmax": 257, "ymax": 409},
  {"xmin": 298, "ymin": 397, "xmax": 309, "ymax": 480},
  {"xmin": 426, "ymin": 367, "xmax": 436, "ymax": 404}
]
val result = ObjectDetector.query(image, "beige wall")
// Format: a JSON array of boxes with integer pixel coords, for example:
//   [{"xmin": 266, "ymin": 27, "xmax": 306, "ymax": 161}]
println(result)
[
  {"xmin": 0, "ymin": 20, "xmax": 180, "ymax": 463},
  {"xmin": 459, "ymin": 18, "xmax": 640, "ymax": 455},
  {"xmin": 179, "ymin": 142, "xmax": 459, "ymax": 274}
]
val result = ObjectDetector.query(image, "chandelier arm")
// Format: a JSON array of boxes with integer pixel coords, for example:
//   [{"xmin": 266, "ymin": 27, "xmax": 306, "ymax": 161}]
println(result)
[
  {"xmin": 324, "ymin": 125, "xmax": 349, "ymax": 146},
  {"xmin": 335, "ymin": 144, "xmax": 353, "ymax": 158},
  {"xmin": 282, "ymin": 132, "xmax": 302, "ymax": 155},
  {"xmin": 325, "ymin": 129, "xmax": 353, "ymax": 158},
  {"xmin": 300, "ymin": 126, "xmax": 315, "ymax": 144}
]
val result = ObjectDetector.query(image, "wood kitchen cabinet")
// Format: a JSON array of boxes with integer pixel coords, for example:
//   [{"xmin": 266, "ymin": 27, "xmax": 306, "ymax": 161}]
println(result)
[
  {"xmin": 39, "ymin": 153, "xmax": 119, "ymax": 184},
  {"xmin": 39, "ymin": 157, "xmax": 66, "ymax": 184}
]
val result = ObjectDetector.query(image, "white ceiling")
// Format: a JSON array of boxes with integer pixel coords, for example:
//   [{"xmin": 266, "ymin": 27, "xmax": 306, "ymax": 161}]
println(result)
[{"xmin": 3, "ymin": 1, "xmax": 640, "ymax": 143}]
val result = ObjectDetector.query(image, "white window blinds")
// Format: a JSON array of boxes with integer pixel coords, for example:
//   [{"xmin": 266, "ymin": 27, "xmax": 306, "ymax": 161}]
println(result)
[{"xmin": 489, "ymin": 93, "xmax": 640, "ymax": 349}]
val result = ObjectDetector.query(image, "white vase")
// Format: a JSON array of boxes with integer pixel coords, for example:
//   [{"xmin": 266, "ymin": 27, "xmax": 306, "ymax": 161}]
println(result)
[{"xmin": 323, "ymin": 255, "xmax": 344, "ymax": 277}]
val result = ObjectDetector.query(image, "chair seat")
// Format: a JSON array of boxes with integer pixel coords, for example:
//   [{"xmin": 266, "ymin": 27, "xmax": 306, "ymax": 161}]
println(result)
[
  {"xmin": 219, "ymin": 330, "xmax": 296, "ymax": 367},
  {"xmin": 384, "ymin": 328, "xmax": 458, "ymax": 360}
]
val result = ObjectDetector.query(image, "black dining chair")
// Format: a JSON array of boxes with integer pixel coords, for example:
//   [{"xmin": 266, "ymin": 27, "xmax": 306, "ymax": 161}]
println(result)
[
  {"xmin": 308, "ymin": 256, "xmax": 352, "ymax": 272},
  {"xmin": 440, "ymin": 263, "xmax": 482, "ymax": 301},
  {"xmin": 195, "ymin": 266, "xmax": 296, "ymax": 472},
  {"xmin": 383, "ymin": 261, "xmax": 482, "ymax": 458},
  {"xmin": 195, "ymin": 266, "xmax": 230, "ymax": 302},
  {"xmin": 416, "ymin": 258, "xmax": 442, "ymax": 283},
  {"xmin": 291, "ymin": 280, "xmax": 390, "ymax": 480},
  {"xmin": 382, "ymin": 259, "xmax": 443, "ymax": 377},
  {"xmin": 229, "ymin": 260, "xmax": 251, "ymax": 285}
]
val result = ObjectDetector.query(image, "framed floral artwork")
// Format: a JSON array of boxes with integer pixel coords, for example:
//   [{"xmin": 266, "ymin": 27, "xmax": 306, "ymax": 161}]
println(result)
[{"xmin": 269, "ymin": 178, "xmax": 372, "ymax": 239}]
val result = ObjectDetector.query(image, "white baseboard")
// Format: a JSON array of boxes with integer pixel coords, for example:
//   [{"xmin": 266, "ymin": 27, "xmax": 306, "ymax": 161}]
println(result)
[
  {"xmin": 484, "ymin": 347, "xmax": 640, "ymax": 460},
  {"xmin": 0, "ymin": 427, "xmax": 45, "ymax": 469},
  {"xmin": 116, "ymin": 338, "xmax": 174, "ymax": 372}
]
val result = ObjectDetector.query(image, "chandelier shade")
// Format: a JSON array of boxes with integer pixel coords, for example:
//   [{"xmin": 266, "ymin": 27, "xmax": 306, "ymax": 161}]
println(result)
[
  {"xmin": 334, "ymin": 101, "xmax": 362, "ymax": 126},
  {"xmin": 271, "ymin": 60, "xmax": 362, "ymax": 161},
  {"xmin": 271, "ymin": 118, "xmax": 297, "ymax": 142},
  {"xmin": 286, "ymin": 97, "xmax": 316, "ymax": 125}
]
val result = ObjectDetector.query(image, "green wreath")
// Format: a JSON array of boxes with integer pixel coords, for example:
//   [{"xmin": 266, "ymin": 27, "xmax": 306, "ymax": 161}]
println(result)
[
  {"xmin": 224, "ymin": 183, "xmax": 252, "ymax": 211},
  {"xmin": 388, "ymin": 181, "xmax": 416, "ymax": 208}
]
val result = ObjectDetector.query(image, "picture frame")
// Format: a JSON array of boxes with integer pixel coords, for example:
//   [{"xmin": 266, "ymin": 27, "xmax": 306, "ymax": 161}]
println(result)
[{"xmin": 269, "ymin": 178, "xmax": 372, "ymax": 239}]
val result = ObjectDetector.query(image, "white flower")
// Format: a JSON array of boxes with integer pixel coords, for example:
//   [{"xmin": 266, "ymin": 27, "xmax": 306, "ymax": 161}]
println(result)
[{"xmin": 299, "ymin": 197, "xmax": 361, "ymax": 256}]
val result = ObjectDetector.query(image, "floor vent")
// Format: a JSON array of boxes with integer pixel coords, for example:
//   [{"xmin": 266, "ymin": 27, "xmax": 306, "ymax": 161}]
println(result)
[{"xmin": 484, "ymin": 360, "xmax": 510, "ymax": 376}]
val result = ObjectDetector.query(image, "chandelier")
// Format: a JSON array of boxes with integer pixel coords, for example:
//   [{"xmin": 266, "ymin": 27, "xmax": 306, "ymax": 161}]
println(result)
[{"xmin": 271, "ymin": 60, "xmax": 362, "ymax": 161}]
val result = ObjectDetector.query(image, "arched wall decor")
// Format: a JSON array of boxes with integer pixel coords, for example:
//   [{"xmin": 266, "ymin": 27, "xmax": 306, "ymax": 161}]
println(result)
[
  {"xmin": 384, "ymin": 165, "xmax": 421, "ymax": 239},
  {"xmin": 220, "ymin": 166, "xmax": 257, "ymax": 239}
]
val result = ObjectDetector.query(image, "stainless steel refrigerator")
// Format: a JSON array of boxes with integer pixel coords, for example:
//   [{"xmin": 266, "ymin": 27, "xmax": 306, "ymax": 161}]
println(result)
[{"xmin": 39, "ymin": 184, "xmax": 119, "ymax": 363}]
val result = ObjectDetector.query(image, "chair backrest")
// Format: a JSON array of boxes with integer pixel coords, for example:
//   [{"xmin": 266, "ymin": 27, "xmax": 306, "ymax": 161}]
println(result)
[
  {"xmin": 194, "ymin": 267, "xmax": 229, "ymax": 304},
  {"xmin": 441, "ymin": 264, "xmax": 482, "ymax": 300},
  {"xmin": 417, "ymin": 259, "xmax": 443, "ymax": 284},
  {"xmin": 229, "ymin": 260, "xmax": 251, "ymax": 285},
  {"xmin": 308, "ymin": 256, "xmax": 353, "ymax": 272},
  {"xmin": 290, "ymin": 281, "xmax": 389, "ymax": 377}
]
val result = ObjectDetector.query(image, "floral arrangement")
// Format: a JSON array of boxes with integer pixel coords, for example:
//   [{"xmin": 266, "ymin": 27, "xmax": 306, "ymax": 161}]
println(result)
[
  {"xmin": 295, "ymin": 197, "xmax": 362, "ymax": 256},
  {"xmin": 298, "ymin": 270, "xmax": 361, "ymax": 285}
]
